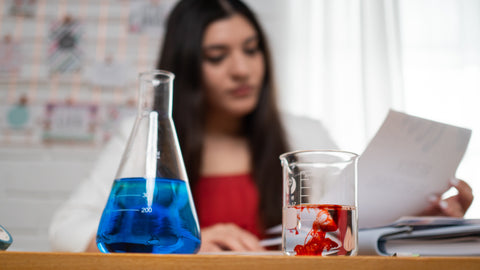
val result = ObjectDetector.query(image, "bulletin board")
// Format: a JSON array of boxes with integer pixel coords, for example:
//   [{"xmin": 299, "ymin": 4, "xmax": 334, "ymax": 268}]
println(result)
[{"xmin": 0, "ymin": 0, "xmax": 176, "ymax": 146}]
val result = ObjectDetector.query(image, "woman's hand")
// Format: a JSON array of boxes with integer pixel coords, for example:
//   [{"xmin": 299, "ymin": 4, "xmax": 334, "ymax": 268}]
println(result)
[
  {"xmin": 421, "ymin": 178, "xmax": 474, "ymax": 217},
  {"xmin": 198, "ymin": 223, "xmax": 265, "ymax": 253}
]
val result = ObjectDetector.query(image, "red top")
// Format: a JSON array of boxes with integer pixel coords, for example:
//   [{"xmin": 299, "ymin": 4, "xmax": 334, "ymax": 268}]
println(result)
[{"xmin": 193, "ymin": 174, "xmax": 262, "ymax": 238}]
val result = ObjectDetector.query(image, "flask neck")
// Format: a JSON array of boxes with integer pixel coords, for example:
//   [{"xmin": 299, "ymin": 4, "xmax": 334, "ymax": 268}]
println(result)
[{"xmin": 137, "ymin": 71, "xmax": 174, "ymax": 118}]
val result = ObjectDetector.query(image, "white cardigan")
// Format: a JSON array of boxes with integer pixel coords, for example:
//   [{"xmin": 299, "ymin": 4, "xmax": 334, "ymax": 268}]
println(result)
[{"xmin": 48, "ymin": 113, "xmax": 337, "ymax": 252}]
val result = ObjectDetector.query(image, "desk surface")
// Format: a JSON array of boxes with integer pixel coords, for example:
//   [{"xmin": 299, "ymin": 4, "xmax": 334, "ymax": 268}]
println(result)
[{"xmin": 1, "ymin": 252, "xmax": 480, "ymax": 270}]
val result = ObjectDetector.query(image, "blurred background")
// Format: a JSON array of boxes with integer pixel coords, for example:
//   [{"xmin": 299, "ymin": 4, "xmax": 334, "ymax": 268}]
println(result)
[{"xmin": 0, "ymin": 0, "xmax": 478, "ymax": 251}]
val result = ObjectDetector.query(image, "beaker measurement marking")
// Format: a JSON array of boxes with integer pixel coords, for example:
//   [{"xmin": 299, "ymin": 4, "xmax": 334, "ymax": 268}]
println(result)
[
  {"xmin": 300, "ymin": 186, "xmax": 312, "ymax": 204},
  {"xmin": 115, "ymin": 194, "xmax": 145, "ymax": 198},
  {"xmin": 141, "ymin": 207, "xmax": 153, "ymax": 213},
  {"xmin": 112, "ymin": 207, "xmax": 152, "ymax": 213},
  {"xmin": 300, "ymin": 194, "xmax": 310, "ymax": 203},
  {"xmin": 300, "ymin": 171, "xmax": 311, "ymax": 181},
  {"xmin": 299, "ymin": 171, "xmax": 312, "ymax": 204}
]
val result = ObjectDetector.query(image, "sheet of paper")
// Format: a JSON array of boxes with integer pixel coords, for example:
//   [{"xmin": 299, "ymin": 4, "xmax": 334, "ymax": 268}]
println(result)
[{"xmin": 358, "ymin": 110, "xmax": 471, "ymax": 228}]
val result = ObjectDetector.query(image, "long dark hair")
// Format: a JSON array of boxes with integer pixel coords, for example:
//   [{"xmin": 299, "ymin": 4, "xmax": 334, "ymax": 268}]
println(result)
[{"xmin": 156, "ymin": 0, "xmax": 288, "ymax": 229}]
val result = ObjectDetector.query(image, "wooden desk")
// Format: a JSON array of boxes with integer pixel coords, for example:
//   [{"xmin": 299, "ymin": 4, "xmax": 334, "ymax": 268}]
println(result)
[{"xmin": 1, "ymin": 252, "xmax": 479, "ymax": 270}]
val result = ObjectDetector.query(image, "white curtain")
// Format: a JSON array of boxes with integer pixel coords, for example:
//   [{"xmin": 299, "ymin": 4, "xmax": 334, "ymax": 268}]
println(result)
[
  {"xmin": 248, "ymin": 0, "xmax": 479, "ymax": 218},
  {"xmin": 252, "ymin": 0, "xmax": 404, "ymax": 154}
]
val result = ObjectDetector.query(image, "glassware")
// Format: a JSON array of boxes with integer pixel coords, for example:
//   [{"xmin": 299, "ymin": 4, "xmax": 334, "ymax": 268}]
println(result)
[
  {"xmin": 96, "ymin": 70, "xmax": 201, "ymax": 254},
  {"xmin": 280, "ymin": 150, "xmax": 358, "ymax": 256},
  {"xmin": 0, "ymin": 224, "xmax": 13, "ymax": 251}
]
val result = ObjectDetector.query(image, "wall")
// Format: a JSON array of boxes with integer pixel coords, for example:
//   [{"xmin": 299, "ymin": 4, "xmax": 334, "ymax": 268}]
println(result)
[{"xmin": 0, "ymin": 147, "xmax": 100, "ymax": 251}]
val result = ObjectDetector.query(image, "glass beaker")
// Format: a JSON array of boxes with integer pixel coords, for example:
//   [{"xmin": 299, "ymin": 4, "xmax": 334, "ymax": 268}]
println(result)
[
  {"xmin": 280, "ymin": 150, "xmax": 358, "ymax": 256},
  {"xmin": 96, "ymin": 70, "xmax": 201, "ymax": 254}
]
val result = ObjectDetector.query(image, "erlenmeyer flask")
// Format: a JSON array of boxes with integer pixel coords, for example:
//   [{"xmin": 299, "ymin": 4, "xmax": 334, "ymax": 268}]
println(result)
[{"xmin": 96, "ymin": 70, "xmax": 201, "ymax": 254}]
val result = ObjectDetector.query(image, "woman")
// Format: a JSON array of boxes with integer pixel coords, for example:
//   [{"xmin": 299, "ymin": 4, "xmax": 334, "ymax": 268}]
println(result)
[
  {"xmin": 158, "ymin": 0, "xmax": 297, "ymax": 251},
  {"xmin": 49, "ymin": 0, "xmax": 473, "ymax": 253}
]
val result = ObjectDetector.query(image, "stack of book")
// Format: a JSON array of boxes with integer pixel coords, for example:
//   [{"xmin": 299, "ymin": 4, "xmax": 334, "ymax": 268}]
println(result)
[{"xmin": 358, "ymin": 217, "xmax": 480, "ymax": 256}]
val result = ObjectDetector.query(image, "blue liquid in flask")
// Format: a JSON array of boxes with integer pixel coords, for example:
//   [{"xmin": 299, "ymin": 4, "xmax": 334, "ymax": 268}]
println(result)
[{"xmin": 97, "ymin": 177, "xmax": 201, "ymax": 253}]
